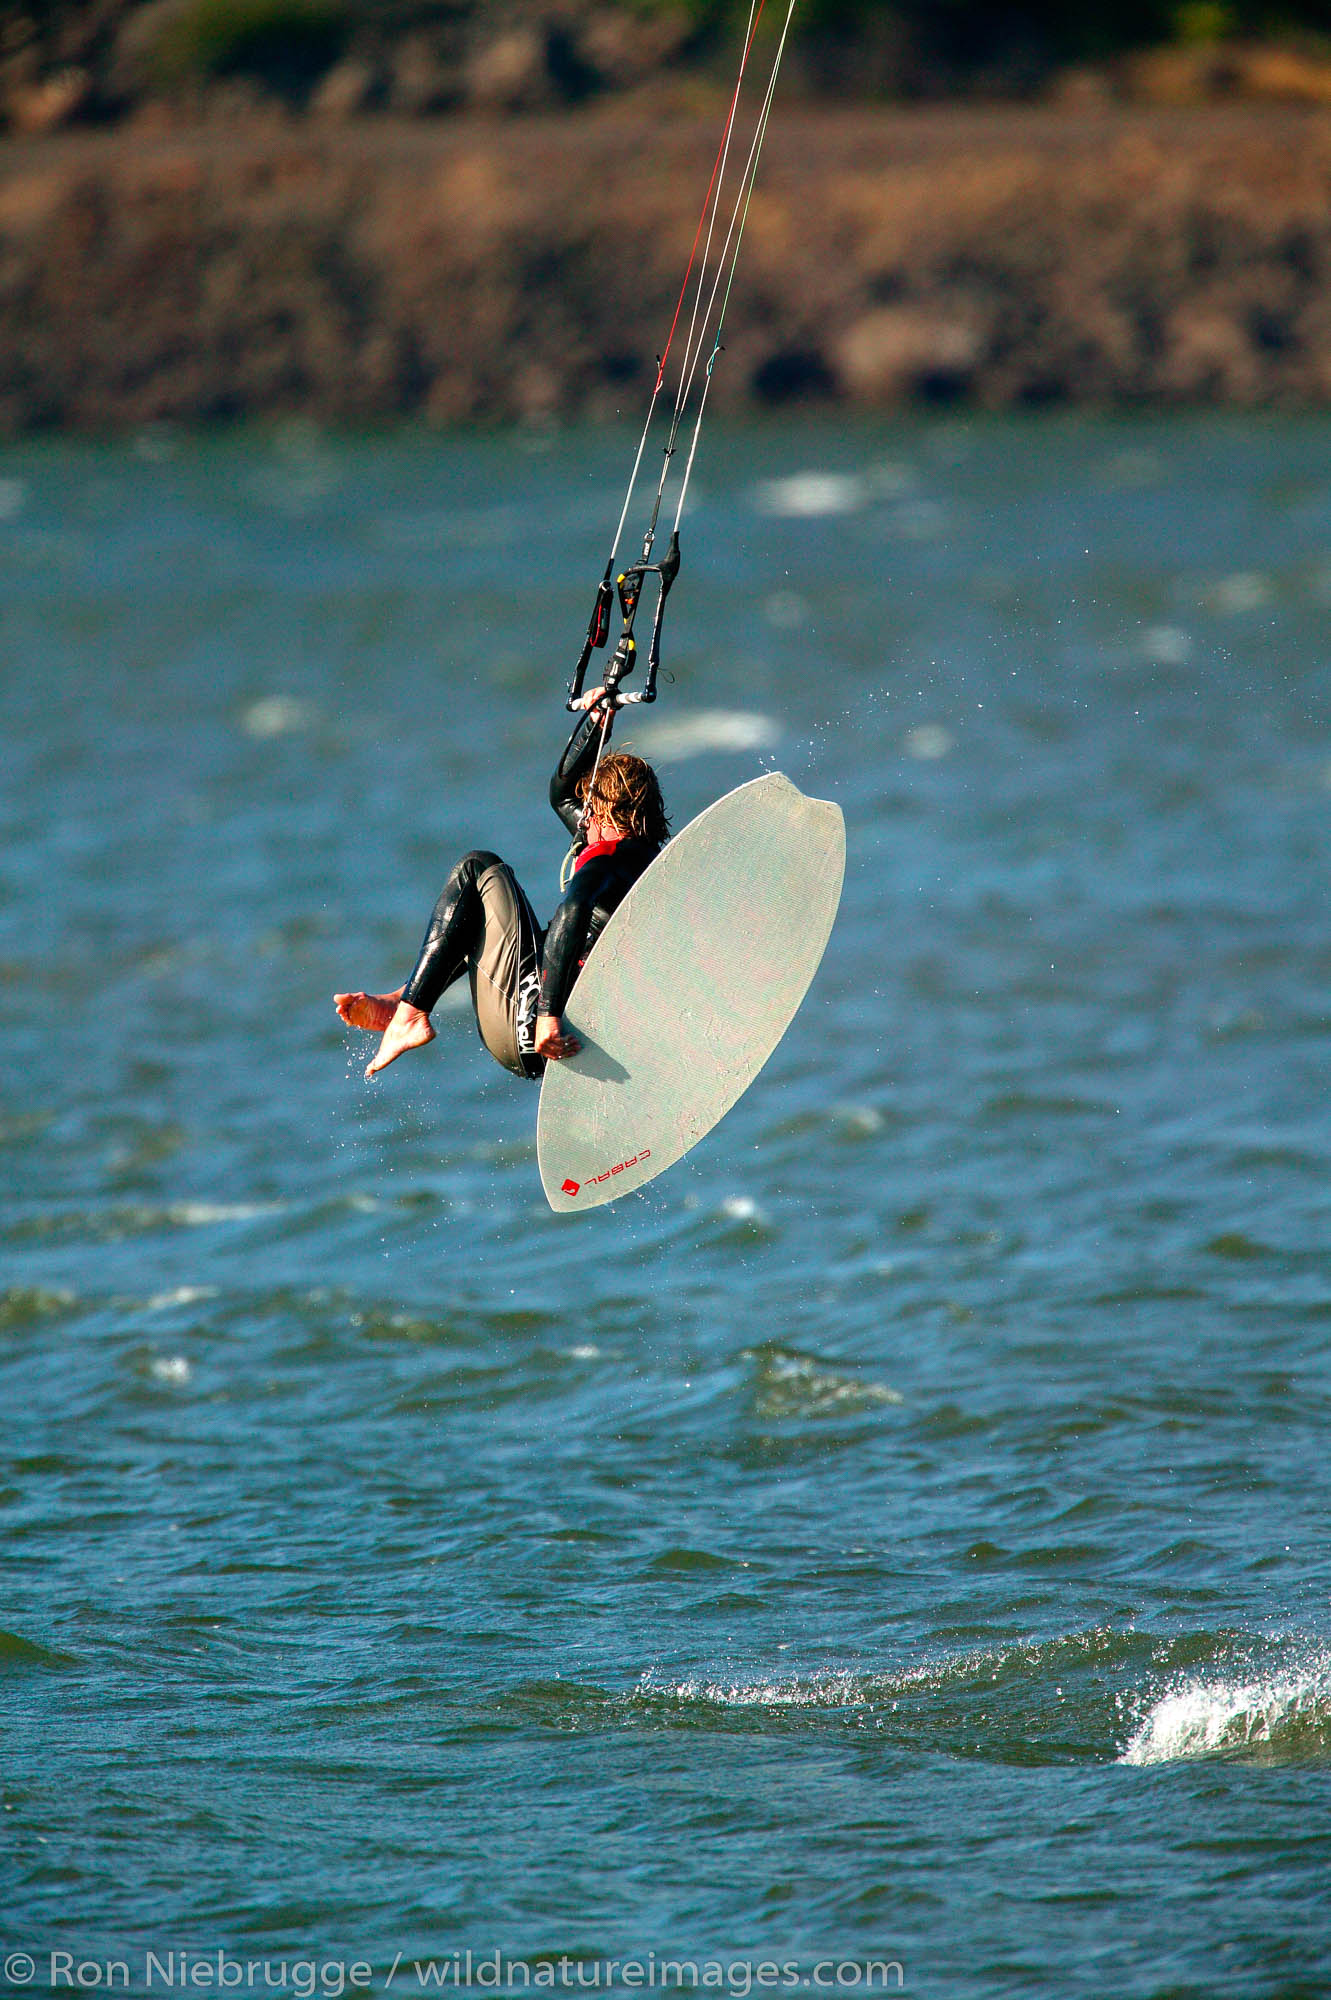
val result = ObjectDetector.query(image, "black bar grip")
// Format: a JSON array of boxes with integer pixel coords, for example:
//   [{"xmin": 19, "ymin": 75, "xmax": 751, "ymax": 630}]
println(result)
[
  {"xmin": 641, "ymin": 531, "xmax": 680, "ymax": 702},
  {"xmin": 658, "ymin": 529, "xmax": 681, "ymax": 597},
  {"xmin": 567, "ymin": 637, "xmax": 592, "ymax": 706}
]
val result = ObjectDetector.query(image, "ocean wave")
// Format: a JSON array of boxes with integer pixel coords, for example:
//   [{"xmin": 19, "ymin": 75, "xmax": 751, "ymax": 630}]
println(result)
[
  {"xmin": 506, "ymin": 1626, "xmax": 1164, "ymax": 1758},
  {"xmin": 167, "ymin": 1201, "xmax": 284, "ymax": 1227},
  {"xmin": 0, "ymin": 1626, "xmax": 75, "ymax": 1673},
  {"xmin": 0, "ymin": 1284, "xmax": 77, "ymax": 1328},
  {"xmin": 504, "ymin": 1627, "xmax": 1331, "ymax": 1771},
  {"xmin": 746, "ymin": 1343, "xmax": 903, "ymax": 1419},
  {"xmin": 4, "ymin": 1200, "xmax": 284, "ymax": 1246},
  {"xmin": 641, "ymin": 1670, "xmax": 870, "ymax": 1710},
  {"xmin": 1119, "ymin": 1650, "xmax": 1331, "ymax": 1766}
]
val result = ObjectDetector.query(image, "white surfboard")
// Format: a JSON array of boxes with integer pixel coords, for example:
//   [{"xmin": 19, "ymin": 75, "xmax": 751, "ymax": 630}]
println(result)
[{"xmin": 537, "ymin": 772, "xmax": 845, "ymax": 1211}]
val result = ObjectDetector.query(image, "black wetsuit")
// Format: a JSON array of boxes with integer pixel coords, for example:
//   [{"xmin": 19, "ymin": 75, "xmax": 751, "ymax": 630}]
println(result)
[
  {"xmin": 398, "ymin": 711, "xmax": 661, "ymax": 1078},
  {"xmin": 540, "ymin": 712, "xmax": 660, "ymax": 1020}
]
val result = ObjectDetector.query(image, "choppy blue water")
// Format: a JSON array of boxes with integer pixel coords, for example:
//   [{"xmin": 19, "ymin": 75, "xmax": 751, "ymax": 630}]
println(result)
[{"xmin": 3, "ymin": 415, "xmax": 1331, "ymax": 2000}]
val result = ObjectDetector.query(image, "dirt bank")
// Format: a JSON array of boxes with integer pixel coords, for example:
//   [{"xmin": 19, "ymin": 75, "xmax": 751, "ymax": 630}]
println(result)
[{"xmin": 2, "ymin": 102, "xmax": 1331, "ymax": 431}]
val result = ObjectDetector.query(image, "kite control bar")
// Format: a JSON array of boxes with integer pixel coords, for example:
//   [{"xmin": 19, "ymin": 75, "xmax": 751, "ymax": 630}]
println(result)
[{"xmin": 566, "ymin": 531, "xmax": 680, "ymax": 712}]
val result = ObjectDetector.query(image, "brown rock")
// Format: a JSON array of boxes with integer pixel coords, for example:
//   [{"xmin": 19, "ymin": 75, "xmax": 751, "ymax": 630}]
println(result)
[
  {"xmin": 1231, "ymin": 43, "xmax": 1331, "ymax": 107},
  {"xmin": 1125, "ymin": 47, "xmax": 1228, "ymax": 105},
  {"xmin": 387, "ymin": 31, "xmax": 456, "ymax": 117},
  {"xmin": 466, "ymin": 28, "xmax": 549, "ymax": 111},
  {"xmin": 0, "ymin": 166, "xmax": 65, "ymax": 234},
  {"xmin": 3, "ymin": 105, "xmax": 1331, "ymax": 432},
  {"xmin": 514, "ymin": 359, "xmax": 563, "ymax": 418},
  {"xmin": 8, "ymin": 65, "xmax": 91, "ymax": 133},
  {"xmin": 835, "ymin": 306, "xmax": 985, "ymax": 401},
  {"xmin": 1157, "ymin": 305, "xmax": 1262, "ymax": 401},
  {"xmin": 576, "ymin": 7, "xmax": 692, "ymax": 83},
  {"xmin": 106, "ymin": 0, "xmax": 195, "ymax": 99},
  {"xmin": 1047, "ymin": 65, "xmax": 1116, "ymax": 111},
  {"xmin": 310, "ymin": 58, "xmax": 378, "ymax": 121}
]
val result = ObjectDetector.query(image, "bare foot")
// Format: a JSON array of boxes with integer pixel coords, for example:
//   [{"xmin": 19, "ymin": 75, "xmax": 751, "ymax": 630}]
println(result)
[
  {"xmin": 334, "ymin": 988, "xmax": 403, "ymax": 1033},
  {"xmin": 365, "ymin": 1000, "xmax": 435, "ymax": 1078}
]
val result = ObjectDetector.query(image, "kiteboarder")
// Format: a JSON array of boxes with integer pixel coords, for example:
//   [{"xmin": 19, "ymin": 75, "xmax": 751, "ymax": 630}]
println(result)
[
  {"xmin": 334, "ymin": 690, "xmax": 669, "ymax": 1082},
  {"xmin": 335, "ymin": 0, "xmax": 796, "ymax": 1095}
]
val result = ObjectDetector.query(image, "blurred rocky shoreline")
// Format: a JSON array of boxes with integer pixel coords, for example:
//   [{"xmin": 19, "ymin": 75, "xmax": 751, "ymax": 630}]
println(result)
[{"xmin": 3, "ymin": 100, "xmax": 1331, "ymax": 432}]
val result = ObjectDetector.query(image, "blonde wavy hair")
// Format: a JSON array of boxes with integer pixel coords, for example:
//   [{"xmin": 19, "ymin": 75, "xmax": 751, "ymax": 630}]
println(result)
[{"xmin": 578, "ymin": 751, "xmax": 670, "ymax": 847}]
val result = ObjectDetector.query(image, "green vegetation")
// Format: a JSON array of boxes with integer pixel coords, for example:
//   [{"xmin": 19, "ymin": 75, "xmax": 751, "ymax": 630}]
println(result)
[
  {"xmin": 628, "ymin": 0, "xmax": 1331, "ymax": 74},
  {"xmin": 7, "ymin": 0, "xmax": 1331, "ymax": 129},
  {"xmin": 1175, "ymin": 4, "xmax": 1240, "ymax": 45},
  {"xmin": 148, "ymin": 0, "xmax": 350, "ymax": 99}
]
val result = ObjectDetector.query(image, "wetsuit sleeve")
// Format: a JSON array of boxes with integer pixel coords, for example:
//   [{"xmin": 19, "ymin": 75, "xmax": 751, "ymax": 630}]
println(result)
[
  {"xmin": 539, "ymin": 871, "xmax": 602, "ymax": 1019},
  {"xmin": 550, "ymin": 707, "xmax": 613, "ymax": 837}
]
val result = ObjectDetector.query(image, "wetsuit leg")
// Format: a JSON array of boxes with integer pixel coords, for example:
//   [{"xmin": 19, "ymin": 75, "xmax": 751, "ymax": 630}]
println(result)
[
  {"xmin": 400, "ymin": 851, "xmax": 491, "ymax": 1015},
  {"xmin": 401, "ymin": 852, "xmax": 545, "ymax": 1079}
]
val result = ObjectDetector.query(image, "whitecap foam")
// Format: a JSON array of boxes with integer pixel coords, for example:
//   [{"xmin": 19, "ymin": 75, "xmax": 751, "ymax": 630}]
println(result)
[
  {"xmin": 240, "ymin": 695, "xmax": 316, "ymax": 739},
  {"xmin": 637, "ymin": 1668, "xmax": 868, "ymax": 1710},
  {"xmin": 165, "ymin": 1201, "xmax": 280, "ymax": 1226},
  {"xmin": 627, "ymin": 709, "xmax": 781, "ymax": 763},
  {"xmin": 149, "ymin": 1355, "xmax": 192, "ymax": 1386},
  {"xmin": 0, "ymin": 1286, "xmax": 76, "ymax": 1328},
  {"xmin": 904, "ymin": 723, "xmax": 953, "ymax": 761},
  {"xmin": 754, "ymin": 472, "xmax": 866, "ymax": 518},
  {"xmin": 750, "ymin": 1347, "xmax": 903, "ymax": 1417},
  {"xmin": 833, "ymin": 1103, "xmax": 885, "ymax": 1135},
  {"xmin": 762, "ymin": 589, "xmax": 808, "ymax": 630},
  {"xmin": 146, "ymin": 1285, "xmax": 217, "ymax": 1311},
  {"xmin": 1206, "ymin": 571, "xmax": 1273, "ymax": 615},
  {"xmin": 1120, "ymin": 1653, "xmax": 1331, "ymax": 1765},
  {"xmin": 1141, "ymin": 623, "xmax": 1193, "ymax": 667},
  {"xmin": 719, "ymin": 1195, "xmax": 765, "ymax": 1224}
]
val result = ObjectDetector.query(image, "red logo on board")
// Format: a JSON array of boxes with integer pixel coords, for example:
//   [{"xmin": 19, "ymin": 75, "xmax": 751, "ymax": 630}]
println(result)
[{"xmin": 559, "ymin": 1150, "xmax": 651, "ymax": 1198}]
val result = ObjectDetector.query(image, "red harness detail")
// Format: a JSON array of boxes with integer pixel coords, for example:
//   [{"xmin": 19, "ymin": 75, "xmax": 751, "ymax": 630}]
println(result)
[{"xmin": 574, "ymin": 838, "xmax": 622, "ymax": 874}]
